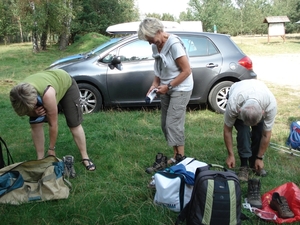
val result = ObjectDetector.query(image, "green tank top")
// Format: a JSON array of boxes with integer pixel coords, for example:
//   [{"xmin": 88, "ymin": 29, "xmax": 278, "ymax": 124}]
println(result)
[{"xmin": 23, "ymin": 69, "xmax": 72, "ymax": 102}]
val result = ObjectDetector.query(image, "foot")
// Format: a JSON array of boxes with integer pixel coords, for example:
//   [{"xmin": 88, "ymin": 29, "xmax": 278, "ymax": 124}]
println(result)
[
  {"xmin": 255, "ymin": 168, "xmax": 267, "ymax": 177},
  {"xmin": 167, "ymin": 154, "xmax": 186, "ymax": 165},
  {"xmin": 81, "ymin": 159, "xmax": 96, "ymax": 171},
  {"xmin": 238, "ymin": 167, "xmax": 249, "ymax": 182},
  {"xmin": 167, "ymin": 157, "xmax": 176, "ymax": 165},
  {"xmin": 250, "ymin": 167, "xmax": 267, "ymax": 177}
]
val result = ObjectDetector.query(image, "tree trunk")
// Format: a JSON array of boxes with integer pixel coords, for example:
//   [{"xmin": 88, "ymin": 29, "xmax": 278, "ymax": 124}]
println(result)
[
  {"xmin": 59, "ymin": 0, "xmax": 72, "ymax": 50},
  {"xmin": 59, "ymin": 32, "xmax": 69, "ymax": 50},
  {"xmin": 30, "ymin": 1, "xmax": 39, "ymax": 53},
  {"xmin": 18, "ymin": 17, "xmax": 23, "ymax": 43},
  {"xmin": 32, "ymin": 23, "xmax": 39, "ymax": 53}
]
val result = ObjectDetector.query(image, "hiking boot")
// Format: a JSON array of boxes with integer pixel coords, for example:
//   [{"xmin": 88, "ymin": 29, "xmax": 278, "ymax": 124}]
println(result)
[
  {"xmin": 145, "ymin": 153, "xmax": 167, "ymax": 174},
  {"xmin": 250, "ymin": 166, "xmax": 267, "ymax": 177},
  {"xmin": 238, "ymin": 167, "xmax": 249, "ymax": 182},
  {"xmin": 255, "ymin": 168, "xmax": 267, "ymax": 177},
  {"xmin": 270, "ymin": 192, "xmax": 294, "ymax": 218},
  {"xmin": 247, "ymin": 178, "xmax": 262, "ymax": 209},
  {"xmin": 63, "ymin": 155, "xmax": 76, "ymax": 178}
]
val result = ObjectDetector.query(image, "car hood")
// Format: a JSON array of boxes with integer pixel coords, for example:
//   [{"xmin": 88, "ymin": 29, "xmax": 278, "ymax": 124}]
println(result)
[{"xmin": 49, "ymin": 54, "xmax": 86, "ymax": 67}]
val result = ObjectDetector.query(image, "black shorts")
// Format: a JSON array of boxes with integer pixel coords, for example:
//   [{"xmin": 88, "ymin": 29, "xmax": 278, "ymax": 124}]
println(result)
[{"xmin": 59, "ymin": 79, "xmax": 83, "ymax": 127}]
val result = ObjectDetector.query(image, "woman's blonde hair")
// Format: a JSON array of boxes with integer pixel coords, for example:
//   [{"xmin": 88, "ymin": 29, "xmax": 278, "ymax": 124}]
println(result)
[
  {"xmin": 137, "ymin": 17, "xmax": 164, "ymax": 41},
  {"xmin": 10, "ymin": 83, "xmax": 37, "ymax": 116}
]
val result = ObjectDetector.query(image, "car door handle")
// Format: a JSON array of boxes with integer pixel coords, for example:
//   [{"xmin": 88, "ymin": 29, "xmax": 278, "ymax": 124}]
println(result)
[{"xmin": 206, "ymin": 63, "xmax": 218, "ymax": 68}]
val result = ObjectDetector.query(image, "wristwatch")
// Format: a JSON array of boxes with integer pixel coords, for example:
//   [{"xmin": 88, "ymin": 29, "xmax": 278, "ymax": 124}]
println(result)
[
  {"xmin": 167, "ymin": 82, "xmax": 173, "ymax": 90},
  {"xmin": 256, "ymin": 155, "xmax": 264, "ymax": 160}
]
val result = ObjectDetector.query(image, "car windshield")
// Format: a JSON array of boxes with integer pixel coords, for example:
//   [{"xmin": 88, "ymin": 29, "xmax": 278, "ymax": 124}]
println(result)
[
  {"xmin": 87, "ymin": 37, "xmax": 126, "ymax": 58},
  {"xmin": 89, "ymin": 37, "xmax": 121, "ymax": 55}
]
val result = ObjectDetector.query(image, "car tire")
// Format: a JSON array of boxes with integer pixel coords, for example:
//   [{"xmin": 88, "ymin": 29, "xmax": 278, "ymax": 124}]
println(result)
[
  {"xmin": 208, "ymin": 81, "xmax": 233, "ymax": 114},
  {"xmin": 77, "ymin": 83, "xmax": 102, "ymax": 114}
]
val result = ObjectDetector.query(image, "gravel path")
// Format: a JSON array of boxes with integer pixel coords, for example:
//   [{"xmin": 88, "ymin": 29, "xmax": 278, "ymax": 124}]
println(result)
[{"xmin": 250, "ymin": 54, "xmax": 300, "ymax": 90}]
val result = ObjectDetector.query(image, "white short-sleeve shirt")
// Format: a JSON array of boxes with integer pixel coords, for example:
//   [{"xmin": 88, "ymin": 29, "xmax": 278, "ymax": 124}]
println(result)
[{"xmin": 224, "ymin": 79, "xmax": 277, "ymax": 131}]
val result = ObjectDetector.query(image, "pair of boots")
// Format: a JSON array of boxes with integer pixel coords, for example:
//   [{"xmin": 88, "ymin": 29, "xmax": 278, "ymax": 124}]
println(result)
[
  {"xmin": 247, "ymin": 179, "xmax": 294, "ymax": 218},
  {"xmin": 145, "ymin": 152, "xmax": 185, "ymax": 174}
]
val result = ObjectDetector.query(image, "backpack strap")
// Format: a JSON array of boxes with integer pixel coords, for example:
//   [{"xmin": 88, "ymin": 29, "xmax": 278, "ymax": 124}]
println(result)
[
  {"xmin": 0, "ymin": 137, "xmax": 14, "ymax": 169},
  {"xmin": 175, "ymin": 201, "xmax": 190, "ymax": 225}
]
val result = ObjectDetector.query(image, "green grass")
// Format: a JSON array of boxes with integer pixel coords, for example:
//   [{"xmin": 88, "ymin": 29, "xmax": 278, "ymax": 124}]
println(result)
[{"xmin": 0, "ymin": 33, "xmax": 300, "ymax": 225}]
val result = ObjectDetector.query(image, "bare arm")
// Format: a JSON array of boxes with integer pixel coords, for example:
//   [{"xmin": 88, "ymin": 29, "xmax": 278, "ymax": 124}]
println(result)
[
  {"xmin": 223, "ymin": 123, "xmax": 236, "ymax": 168},
  {"xmin": 255, "ymin": 130, "xmax": 272, "ymax": 171},
  {"xmin": 42, "ymin": 87, "xmax": 58, "ymax": 149}
]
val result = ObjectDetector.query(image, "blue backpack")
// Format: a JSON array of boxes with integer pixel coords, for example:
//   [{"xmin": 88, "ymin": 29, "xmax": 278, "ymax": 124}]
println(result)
[{"xmin": 286, "ymin": 121, "xmax": 300, "ymax": 150}]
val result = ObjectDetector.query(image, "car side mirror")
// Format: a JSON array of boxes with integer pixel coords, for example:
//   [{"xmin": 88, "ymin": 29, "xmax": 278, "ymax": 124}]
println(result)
[{"xmin": 108, "ymin": 56, "xmax": 122, "ymax": 70}]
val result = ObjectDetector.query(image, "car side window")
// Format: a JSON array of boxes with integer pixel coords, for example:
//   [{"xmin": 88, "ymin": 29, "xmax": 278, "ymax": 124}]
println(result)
[
  {"xmin": 102, "ymin": 49, "xmax": 117, "ymax": 63},
  {"xmin": 180, "ymin": 36, "xmax": 219, "ymax": 57},
  {"xmin": 118, "ymin": 40, "xmax": 153, "ymax": 62}
]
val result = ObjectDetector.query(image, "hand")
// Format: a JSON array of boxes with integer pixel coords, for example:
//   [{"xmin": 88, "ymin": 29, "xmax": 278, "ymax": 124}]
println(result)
[
  {"xmin": 146, "ymin": 85, "xmax": 157, "ymax": 96},
  {"xmin": 156, "ymin": 84, "xmax": 169, "ymax": 95},
  {"xmin": 254, "ymin": 159, "xmax": 264, "ymax": 172},
  {"xmin": 226, "ymin": 155, "xmax": 235, "ymax": 168},
  {"xmin": 35, "ymin": 106, "xmax": 46, "ymax": 116}
]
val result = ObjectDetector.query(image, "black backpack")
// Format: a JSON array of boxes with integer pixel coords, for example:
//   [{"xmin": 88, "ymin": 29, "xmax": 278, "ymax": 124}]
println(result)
[
  {"xmin": 176, "ymin": 164, "xmax": 241, "ymax": 225},
  {"xmin": 0, "ymin": 137, "xmax": 14, "ymax": 169}
]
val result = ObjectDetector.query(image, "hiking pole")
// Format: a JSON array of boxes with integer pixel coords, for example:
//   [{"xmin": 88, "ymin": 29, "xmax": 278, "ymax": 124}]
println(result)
[{"xmin": 269, "ymin": 142, "xmax": 300, "ymax": 157}]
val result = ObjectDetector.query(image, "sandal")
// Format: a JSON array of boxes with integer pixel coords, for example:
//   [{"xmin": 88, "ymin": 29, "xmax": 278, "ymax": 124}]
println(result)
[
  {"xmin": 167, "ymin": 157, "xmax": 177, "ymax": 165},
  {"xmin": 81, "ymin": 159, "xmax": 96, "ymax": 171},
  {"xmin": 167, "ymin": 154, "xmax": 187, "ymax": 165}
]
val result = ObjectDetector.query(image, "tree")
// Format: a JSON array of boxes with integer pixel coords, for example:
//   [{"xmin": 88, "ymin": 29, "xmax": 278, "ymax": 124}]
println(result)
[
  {"xmin": 0, "ymin": 0, "xmax": 19, "ymax": 45},
  {"xmin": 71, "ymin": 0, "xmax": 138, "ymax": 40}
]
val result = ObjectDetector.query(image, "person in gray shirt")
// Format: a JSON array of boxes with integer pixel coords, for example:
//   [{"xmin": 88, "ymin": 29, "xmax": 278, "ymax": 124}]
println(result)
[
  {"xmin": 138, "ymin": 18, "xmax": 193, "ymax": 174},
  {"xmin": 223, "ymin": 79, "xmax": 277, "ymax": 182}
]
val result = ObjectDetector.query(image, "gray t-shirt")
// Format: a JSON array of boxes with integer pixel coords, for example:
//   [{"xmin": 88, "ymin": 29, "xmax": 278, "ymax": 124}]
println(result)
[
  {"xmin": 224, "ymin": 79, "xmax": 277, "ymax": 131},
  {"xmin": 152, "ymin": 34, "xmax": 193, "ymax": 91}
]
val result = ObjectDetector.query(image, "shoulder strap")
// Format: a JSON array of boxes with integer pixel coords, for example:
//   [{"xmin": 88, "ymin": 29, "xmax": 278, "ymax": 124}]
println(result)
[
  {"xmin": 175, "ymin": 201, "xmax": 190, "ymax": 225},
  {"xmin": 0, "ymin": 137, "xmax": 14, "ymax": 169}
]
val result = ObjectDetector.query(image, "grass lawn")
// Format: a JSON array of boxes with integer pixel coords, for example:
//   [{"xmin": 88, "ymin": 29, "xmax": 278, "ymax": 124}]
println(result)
[{"xmin": 0, "ymin": 33, "xmax": 300, "ymax": 225}]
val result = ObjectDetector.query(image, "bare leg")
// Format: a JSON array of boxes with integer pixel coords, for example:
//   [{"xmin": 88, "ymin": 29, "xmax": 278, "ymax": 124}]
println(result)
[
  {"xmin": 176, "ymin": 145, "xmax": 184, "ymax": 156},
  {"xmin": 30, "ymin": 123, "xmax": 45, "ymax": 159},
  {"xmin": 69, "ymin": 125, "xmax": 94, "ymax": 170},
  {"xmin": 168, "ymin": 145, "xmax": 185, "ymax": 164}
]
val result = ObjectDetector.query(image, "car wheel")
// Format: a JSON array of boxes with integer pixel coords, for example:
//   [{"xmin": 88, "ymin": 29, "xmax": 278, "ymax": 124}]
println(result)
[
  {"xmin": 77, "ymin": 83, "xmax": 102, "ymax": 114},
  {"xmin": 208, "ymin": 81, "xmax": 233, "ymax": 114}
]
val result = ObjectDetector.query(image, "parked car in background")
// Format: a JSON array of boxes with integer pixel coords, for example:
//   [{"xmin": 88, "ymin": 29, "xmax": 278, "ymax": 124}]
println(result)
[{"xmin": 48, "ymin": 28, "xmax": 257, "ymax": 114}]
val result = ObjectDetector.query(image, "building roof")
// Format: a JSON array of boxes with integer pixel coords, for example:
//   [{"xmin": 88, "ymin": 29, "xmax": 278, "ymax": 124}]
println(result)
[{"xmin": 263, "ymin": 16, "xmax": 290, "ymax": 23}]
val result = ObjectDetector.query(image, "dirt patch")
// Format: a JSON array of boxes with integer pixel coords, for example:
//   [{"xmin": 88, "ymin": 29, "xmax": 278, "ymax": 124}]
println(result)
[{"xmin": 250, "ymin": 54, "xmax": 300, "ymax": 90}]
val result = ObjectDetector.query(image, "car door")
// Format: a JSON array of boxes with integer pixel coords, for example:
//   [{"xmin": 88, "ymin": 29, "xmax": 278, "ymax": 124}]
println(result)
[
  {"xmin": 106, "ymin": 39, "xmax": 156, "ymax": 105},
  {"xmin": 178, "ymin": 34, "xmax": 223, "ymax": 102}
]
